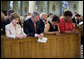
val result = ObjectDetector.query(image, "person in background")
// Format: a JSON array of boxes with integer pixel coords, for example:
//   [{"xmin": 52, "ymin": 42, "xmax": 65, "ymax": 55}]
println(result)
[
  {"xmin": 20, "ymin": 16, "xmax": 25, "ymax": 26},
  {"xmin": 72, "ymin": 14, "xmax": 80, "ymax": 27},
  {"xmin": 79, "ymin": 15, "xmax": 83, "ymax": 22},
  {"xmin": 47, "ymin": 13, "xmax": 53, "ymax": 23},
  {"xmin": 1, "ymin": 13, "xmax": 6, "ymax": 35},
  {"xmin": 24, "ymin": 15, "xmax": 27, "ymax": 20},
  {"xmin": 44, "ymin": 15, "xmax": 60, "ymax": 35},
  {"xmin": 71, "ymin": 12, "xmax": 78, "ymax": 27},
  {"xmin": 5, "ymin": 10, "xmax": 22, "ymax": 27},
  {"xmin": 5, "ymin": 10, "xmax": 15, "ymax": 25},
  {"xmin": 1, "ymin": 10, "xmax": 7, "ymax": 16},
  {"xmin": 23, "ymin": 11, "xmax": 43, "ymax": 39},
  {"xmin": 72, "ymin": 12, "xmax": 78, "ymax": 18},
  {"xmin": 59, "ymin": 11, "xmax": 78, "ymax": 34},
  {"xmin": 36, "ymin": 13, "xmax": 48, "ymax": 34},
  {"xmin": 25, "ymin": 12, "xmax": 32, "ymax": 20},
  {"xmin": 77, "ymin": 15, "xmax": 83, "ymax": 27},
  {"xmin": 5, "ymin": 12, "xmax": 27, "ymax": 39}
]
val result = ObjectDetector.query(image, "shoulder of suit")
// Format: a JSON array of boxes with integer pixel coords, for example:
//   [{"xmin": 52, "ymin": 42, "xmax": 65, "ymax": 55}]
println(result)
[
  {"xmin": 23, "ymin": 18, "xmax": 33, "ymax": 26},
  {"xmin": 5, "ymin": 18, "xmax": 10, "ymax": 21},
  {"xmin": 36, "ymin": 19, "xmax": 41, "ymax": 24},
  {"xmin": 25, "ymin": 18, "xmax": 32, "ymax": 22},
  {"xmin": 72, "ymin": 17, "xmax": 75, "ymax": 20},
  {"xmin": 38, "ymin": 19, "xmax": 43, "ymax": 22}
]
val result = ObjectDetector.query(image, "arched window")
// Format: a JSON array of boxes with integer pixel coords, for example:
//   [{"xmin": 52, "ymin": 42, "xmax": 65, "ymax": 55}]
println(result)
[
  {"xmin": 62, "ymin": 1, "xmax": 69, "ymax": 15},
  {"xmin": 9, "ymin": 1, "xmax": 13, "ymax": 10}
]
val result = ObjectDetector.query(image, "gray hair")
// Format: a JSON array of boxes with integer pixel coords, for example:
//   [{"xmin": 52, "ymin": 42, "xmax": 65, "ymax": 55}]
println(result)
[
  {"xmin": 32, "ymin": 11, "xmax": 39, "ymax": 18},
  {"xmin": 40, "ymin": 12, "xmax": 47, "ymax": 19}
]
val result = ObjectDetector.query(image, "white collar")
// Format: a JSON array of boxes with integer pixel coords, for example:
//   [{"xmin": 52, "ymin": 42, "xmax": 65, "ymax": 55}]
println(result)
[{"xmin": 10, "ymin": 22, "xmax": 18, "ymax": 28}]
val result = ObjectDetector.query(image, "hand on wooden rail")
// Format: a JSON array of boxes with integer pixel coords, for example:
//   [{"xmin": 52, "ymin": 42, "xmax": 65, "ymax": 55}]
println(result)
[
  {"xmin": 55, "ymin": 32, "xmax": 60, "ymax": 35},
  {"xmin": 37, "ymin": 34, "xmax": 44, "ymax": 39},
  {"xmin": 72, "ymin": 29, "xmax": 79, "ymax": 34},
  {"xmin": 15, "ymin": 35, "xmax": 27, "ymax": 39}
]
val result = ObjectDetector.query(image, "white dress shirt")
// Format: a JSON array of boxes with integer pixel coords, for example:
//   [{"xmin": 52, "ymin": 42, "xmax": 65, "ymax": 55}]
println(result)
[
  {"xmin": 5, "ymin": 22, "xmax": 26, "ymax": 39},
  {"xmin": 25, "ymin": 16, "xmax": 31, "ymax": 20}
]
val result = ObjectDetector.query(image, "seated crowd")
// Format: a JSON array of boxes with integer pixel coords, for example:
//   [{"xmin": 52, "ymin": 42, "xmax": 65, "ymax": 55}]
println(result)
[{"xmin": 1, "ymin": 10, "xmax": 83, "ymax": 39}]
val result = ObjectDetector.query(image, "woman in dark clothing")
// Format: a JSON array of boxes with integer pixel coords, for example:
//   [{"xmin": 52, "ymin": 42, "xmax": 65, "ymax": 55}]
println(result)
[
  {"xmin": 1, "ymin": 13, "xmax": 6, "ymax": 35},
  {"xmin": 44, "ymin": 15, "xmax": 60, "ymax": 35},
  {"xmin": 72, "ymin": 14, "xmax": 80, "ymax": 27}
]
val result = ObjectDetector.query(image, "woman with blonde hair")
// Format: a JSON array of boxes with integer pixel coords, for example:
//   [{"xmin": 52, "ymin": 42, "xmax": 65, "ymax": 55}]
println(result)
[{"xmin": 5, "ymin": 12, "xmax": 27, "ymax": 39}]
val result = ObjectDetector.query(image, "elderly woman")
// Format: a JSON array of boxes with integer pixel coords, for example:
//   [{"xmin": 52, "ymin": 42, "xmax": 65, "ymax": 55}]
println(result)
[
  {"xmin": 44, "ymin": 15, "xmax": 60, "ymax": 35},
  {"xmin": 59, "ymin": 11, "xmax": 78, "ymax": 34},
  {"xmin": 5, "ymin": 12, "xmax": 27, "ymax": 39}
]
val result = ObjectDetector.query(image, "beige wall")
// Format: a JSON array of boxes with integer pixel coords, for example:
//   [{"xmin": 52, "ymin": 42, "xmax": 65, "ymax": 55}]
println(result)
[
  {"xmin": 69, "ymin": 1, "xmax": 83, "ymax": 16},
  {"xmin": 13, "ymin": 1, "xmax": 22, "ymax": 16},
  {"xmin": 22, "ymin": 1, "xmax": 29, "ymax": 16},
  {"xmin": 1, "ymin": 1, "xmax": 83, "ymax": 16},
  {"xmin": 37, "ymin": 1, "xmax": 47, "ymax": 14},
  {"xmin": 49, "ymin": 1, "xmax": 61, "ymax": 16},
  {"xmin": 69, "ymin": 1, "xmax": 78, "ymax": 14},
  {"xmin": 13, "ymin": 1, "xmax": 18, "ymax": 14},
  {"xmin": 78, "ymin": 1, "xmax": 83, "ymax": 16},
  {"xmin": 37, "ymin": 1, "xmax": 61, "ymax": 16}
]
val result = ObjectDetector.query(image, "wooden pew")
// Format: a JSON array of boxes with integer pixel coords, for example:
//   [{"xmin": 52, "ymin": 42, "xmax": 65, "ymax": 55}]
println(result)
[{"xmin": 1, "ymin": 33, "xmax": 81, "ymax": 58}]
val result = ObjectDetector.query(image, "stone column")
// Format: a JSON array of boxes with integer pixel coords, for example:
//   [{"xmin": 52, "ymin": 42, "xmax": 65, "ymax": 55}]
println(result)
[
  {"xmin": 78, "ymin": 1, "xmax": 83, "ymax": 16},
  {"xmin": 20, "ymin": 1, "xmax": 22, "ymax": 16},
  {"xmin": 13, "ymin": 1, "xmax": 18, "ymax": 12},
  {"xmin": 44, "ymin": 1, "xmax": 48, "ymax": 13},
  {"xmin": 47, "ymin": 1, "xmax": 49, "ymax": 14},
  {"xmin": 59, "ymin": 1, "xmax": 62, "ymax": 16},
  {"xmin": 13, "ymin": 1, "xmax": 21, "ymax": 15},
  {"xmin": 21, "ymin": 1, "xmax": 29, "ymax": 16},
  {"xmin": 29, "ymin": 1, "xmax": 36, "ymax": 13}
]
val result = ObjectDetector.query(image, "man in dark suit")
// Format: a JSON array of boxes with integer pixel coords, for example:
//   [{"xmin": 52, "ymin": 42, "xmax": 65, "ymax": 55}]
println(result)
[
  {"xmin": 36, "ymin": 13, "xmax": 48, "ymax": 34},
  {"xmin": 23, "ymin": 11, "xmax": 43, "ymax": 38},
  {"xmin": 72, "ymin": 14, "xmax": 80, "ymax": 26},
  {"xmin": 36, "ymin": 19, "xmax": 45, "ymax": 34}
]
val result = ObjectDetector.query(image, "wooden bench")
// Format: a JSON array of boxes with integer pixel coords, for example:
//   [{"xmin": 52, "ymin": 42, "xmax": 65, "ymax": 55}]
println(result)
[{"xmin": 1, "ymin": 33, "xmax": 81, "ymax": 58}]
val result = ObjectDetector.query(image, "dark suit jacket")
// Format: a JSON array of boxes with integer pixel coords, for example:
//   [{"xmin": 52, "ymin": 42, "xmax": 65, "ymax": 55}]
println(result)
[
  {"xmin": 23, "ymin": 18, "xmax": 45, "ymax": 37},
  {"xmin": 36, "ymin": 19, "xmax": 45, "ymax": 34},
  {"xmin": 1, "ymin": 18, "xmax": 11, "ymax": 35},
  {"xmin": 5, "ymin": 18, "xmax": 11, "ymax": 25},
  {"xmin": 72, "ymin": 17, "xmax": 79, "ymax": 25},
  {"xmin": 1, "ymin": 20, "xmax": 6, "ymax": 35}
]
